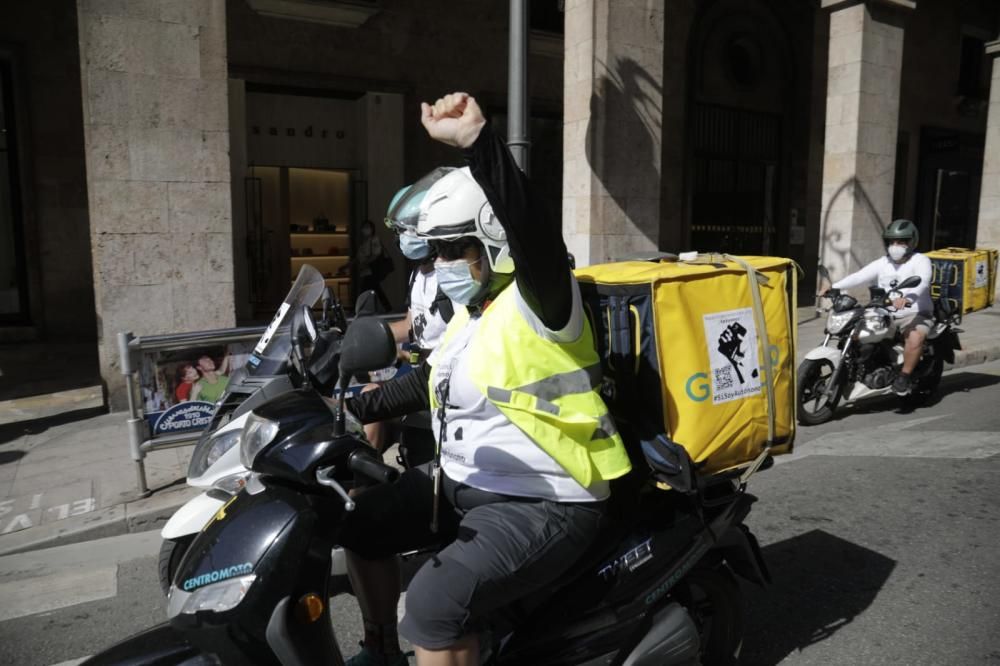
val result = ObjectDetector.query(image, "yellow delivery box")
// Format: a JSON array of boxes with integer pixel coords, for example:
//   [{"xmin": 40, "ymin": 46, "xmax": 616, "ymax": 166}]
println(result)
[
  {"xmin": 926, "ymin": 247, "xmax": 998, "ymax": 315},
  {"xmin": 575, "ymin": 255, "xmax": 796, "ymax": 489}
]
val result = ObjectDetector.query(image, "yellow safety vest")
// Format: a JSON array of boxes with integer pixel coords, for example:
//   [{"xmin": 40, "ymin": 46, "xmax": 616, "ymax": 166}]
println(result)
[{"xmin": 429, "ymin": 285, "xmax": 631, "ymax": 488}]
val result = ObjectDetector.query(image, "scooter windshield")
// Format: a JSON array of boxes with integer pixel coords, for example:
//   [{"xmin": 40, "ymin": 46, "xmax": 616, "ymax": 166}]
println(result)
[{"xmin": 246, "ymin": 264, "xmax": 326, "ymax": 377}]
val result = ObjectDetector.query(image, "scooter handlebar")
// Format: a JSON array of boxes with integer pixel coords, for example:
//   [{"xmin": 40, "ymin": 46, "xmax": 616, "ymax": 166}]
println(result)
[{"xmin": 348, "ymin": 450, "xmax": 400, "ymax": 485}]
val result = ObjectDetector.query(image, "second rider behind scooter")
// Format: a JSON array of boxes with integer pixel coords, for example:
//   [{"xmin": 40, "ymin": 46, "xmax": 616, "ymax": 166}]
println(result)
[
  {"xmin": 340, "ymin": 92, "xmax": 632, "ymax": 666},
  {"xmin": 361, "ymin": 181, "xmax": 456, "ymax": 460}
]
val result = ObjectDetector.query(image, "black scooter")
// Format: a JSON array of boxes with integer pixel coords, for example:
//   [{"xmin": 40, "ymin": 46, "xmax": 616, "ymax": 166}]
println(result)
[{"xmin": 84, "ymin": 305, "xmax": 771, "ymax": 665}]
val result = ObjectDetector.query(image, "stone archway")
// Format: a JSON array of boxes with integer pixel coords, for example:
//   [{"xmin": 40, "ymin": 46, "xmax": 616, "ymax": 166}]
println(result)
[{"xmin": 685, "ymin": 0, "xmax": 795, "ymax": 255}]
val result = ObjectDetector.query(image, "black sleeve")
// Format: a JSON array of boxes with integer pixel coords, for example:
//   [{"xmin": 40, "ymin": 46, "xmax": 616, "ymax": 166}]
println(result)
[
  {"xmin": 345, "ymin": 362, "xmax": 430, "ymax": 423},
  {"xmin": 463, "ymin": 123, "xmax": 573, "ymax": 331}
]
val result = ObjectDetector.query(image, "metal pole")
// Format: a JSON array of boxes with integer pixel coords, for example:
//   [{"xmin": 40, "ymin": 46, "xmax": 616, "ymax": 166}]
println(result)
[
  {"xmin": 118, "ymin": 331, "xmax": 151, "ymax": 496},
  {"xmin": 508, "ymin": 0, "xmax": 531, "ymax": 174}
]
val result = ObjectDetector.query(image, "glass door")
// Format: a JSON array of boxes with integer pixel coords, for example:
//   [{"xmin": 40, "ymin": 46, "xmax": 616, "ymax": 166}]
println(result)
[{"xmin": 246, "ymin": 165, "xmax": 361, "ymax": 317}]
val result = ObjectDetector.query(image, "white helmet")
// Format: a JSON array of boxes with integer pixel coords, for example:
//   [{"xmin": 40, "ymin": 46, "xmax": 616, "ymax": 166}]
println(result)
[{"xmin": 416, "ymin": 167, "xmax": 514, "ymax": 274}]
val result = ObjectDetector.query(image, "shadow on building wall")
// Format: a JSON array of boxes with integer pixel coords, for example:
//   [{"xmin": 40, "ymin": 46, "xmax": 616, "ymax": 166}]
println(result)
[
  {"xmin": 585, "ymin": 56, "xmax": 663, "ymax": 250},
  {"xmin": 818, "ymin": 177, "xmax": 890, "ymax": 284}
]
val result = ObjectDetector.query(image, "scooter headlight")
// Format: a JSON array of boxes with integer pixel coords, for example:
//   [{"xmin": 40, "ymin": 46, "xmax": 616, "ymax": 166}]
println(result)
[
  {"xmin": 188, "ymin": 429, "xmax": 242, "ymax": 479},
  {"xmin": 167, "ymin": 574, "xmax": 256, "ymax": 618},
  {"xmin": 826, "ymin": 310, "xmax": 856, "ymax": 335},
  {"xmin": 239, "ymin": 414, "xmax": 280, "ymax": 469}
]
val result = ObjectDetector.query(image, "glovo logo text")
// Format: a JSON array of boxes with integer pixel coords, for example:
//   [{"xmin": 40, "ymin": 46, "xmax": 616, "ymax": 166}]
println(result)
[{"xmin": 685, "ymin": 344, "xmax": 781, "ymax": 403}]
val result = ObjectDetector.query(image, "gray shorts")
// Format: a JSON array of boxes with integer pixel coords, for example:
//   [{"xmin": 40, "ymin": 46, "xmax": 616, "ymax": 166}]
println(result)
[
  {"xmin": 896, "ymin": 312, "xmax": 932, "ymax": 336},
  {"xmin": 337, "ymin": 465, "xmax": 607, "ymax": 648}
]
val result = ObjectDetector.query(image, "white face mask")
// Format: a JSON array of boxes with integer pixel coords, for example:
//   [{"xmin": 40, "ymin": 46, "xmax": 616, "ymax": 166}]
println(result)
[
  {"xmin": 435, "ymin": 258, "xmax": 484, "ymax": 305},
  {"xmin": 888, "ymin": 244, "xmax": 908, "ymax": 262}
]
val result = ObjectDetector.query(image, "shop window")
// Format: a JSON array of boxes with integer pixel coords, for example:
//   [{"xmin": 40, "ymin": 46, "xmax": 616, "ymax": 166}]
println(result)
[{"xmin": 0, "ymin": 57, "xmax": 29, "ymax": 324}]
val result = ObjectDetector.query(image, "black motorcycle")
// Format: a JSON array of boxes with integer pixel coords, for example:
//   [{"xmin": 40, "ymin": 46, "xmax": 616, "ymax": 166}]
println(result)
[{"xmin": 85, "ymin": 305, "xmax": 771, "ymax": 665}]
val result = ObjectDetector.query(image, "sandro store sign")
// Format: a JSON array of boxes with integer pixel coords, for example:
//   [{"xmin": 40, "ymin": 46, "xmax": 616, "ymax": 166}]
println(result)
[{"xmin": 251, "ymin": 125, "xmax": 347, "ymax": 139}]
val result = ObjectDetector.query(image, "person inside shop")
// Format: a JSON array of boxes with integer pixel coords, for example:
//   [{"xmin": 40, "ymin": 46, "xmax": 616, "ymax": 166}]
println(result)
[
  {"xmin": 338, "ymin": 92, "xmax": 631, "ymax": 666},
  {"xmin": 824, "ymin": 218, "xmax": 933, "ymax": 395},
  {"xmin": 356, "ymin": 219, "xmax": 394, "ymax": 312}
]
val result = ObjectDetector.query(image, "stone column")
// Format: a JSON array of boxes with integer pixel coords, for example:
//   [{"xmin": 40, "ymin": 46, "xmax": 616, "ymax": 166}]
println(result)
[
  {"xmin": 818, "ymin": 0, "xmax": 914, "ymax": 283},
  {"xmin": 77, "ymin": 0, "xmax": 234, "ymax": 409},
  {"xmin": 563, "ymin": 1, "xmax": 665, "ymax": 267},
  {"xmin": 976, "ymin": 38, "xmax": 1000, "ymax": 302}
]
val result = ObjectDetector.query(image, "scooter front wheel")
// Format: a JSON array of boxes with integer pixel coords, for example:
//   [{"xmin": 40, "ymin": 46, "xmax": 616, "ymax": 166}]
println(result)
[
  {"xmin": 158, "ymin": 535, "xmax": 195, "ymax": 596},
  {"xmin": 797, "ymin": 358, "xmax": 841, "ymax": 425}
]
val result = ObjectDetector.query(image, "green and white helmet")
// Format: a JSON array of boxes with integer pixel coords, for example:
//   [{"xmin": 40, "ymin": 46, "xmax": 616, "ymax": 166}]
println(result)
[
  {"xmin": 882, "ymin": 218, "xmax": 919, "ymax": 248},
  {"xmin": 383, "ymin": 167, "xmax": 455, "ymax": 233}
]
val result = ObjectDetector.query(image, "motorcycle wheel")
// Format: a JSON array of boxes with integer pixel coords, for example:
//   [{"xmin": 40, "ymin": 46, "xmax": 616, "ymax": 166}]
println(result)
[
  {"xmin": 675, "ymin": 565, "xmax": 743, "ymax": 666},
  {"xmin": 797, "ymin": 358, "xmax": 840, "ymax": 425},
  {"xmin": 158, "ymin": 535, "xmax": 195, "ymax": 596},
  {"xmin": 902, "ymin": 357, "xmax": 944, "ymax": 407}
]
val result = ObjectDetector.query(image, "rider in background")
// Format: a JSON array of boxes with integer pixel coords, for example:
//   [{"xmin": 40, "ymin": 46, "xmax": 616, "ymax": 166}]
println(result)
[
  {"xmin": 827, "ymin": 219, "xmax": 932, "ymax": 396},
  {"xmin": 361, "ymin": 183, "xmax": 455, "ymax": 459},
  {"xmin": 339, "ymin": 92, "xmax": 631, "ymax": 666}
]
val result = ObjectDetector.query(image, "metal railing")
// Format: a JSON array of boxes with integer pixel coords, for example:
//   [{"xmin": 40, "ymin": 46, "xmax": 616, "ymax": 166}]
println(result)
[{"xmin": 117, "ymin": 326, "xmax": 266, "ymax": 496}]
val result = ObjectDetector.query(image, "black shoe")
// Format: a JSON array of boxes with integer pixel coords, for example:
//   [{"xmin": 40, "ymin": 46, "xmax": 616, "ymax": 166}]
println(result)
[{"xmin": 892, "ymin": 373, "xmax": 912, "ymax": 396}]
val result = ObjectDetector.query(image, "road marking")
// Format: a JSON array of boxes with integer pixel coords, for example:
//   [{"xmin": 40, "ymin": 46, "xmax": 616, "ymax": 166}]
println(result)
[
  {"xmin": 0, "ymin": 565, "xmax": 117, "ymax": 622},
  {"xmin": 865, "ymin": 415, "xmax": 950, "ymax": 431},
  {"xmin": 0, "ymin": 482, "xmax": 97, "ymax": 534},
  {"xmin": 783, "ymin": 430, "xmax": 1000, "ymax": 462}
]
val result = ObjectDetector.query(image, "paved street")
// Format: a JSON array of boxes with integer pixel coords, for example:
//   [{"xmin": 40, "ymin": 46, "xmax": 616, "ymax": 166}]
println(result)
[
  {"xmin": 740, "ymin": 359, "xmax": 1000, "ymax": 665},
  {"xmin": 1, "ymin": 360, "xmax": 998, "ymax": 665}
]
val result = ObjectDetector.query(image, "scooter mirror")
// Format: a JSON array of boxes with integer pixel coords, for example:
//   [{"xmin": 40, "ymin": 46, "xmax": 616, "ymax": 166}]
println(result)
[
  {"xmin": 896, "ymin": 275, "xmax": 921, "ymax": 290},
  {"xmin": 339, "ymin": 317, "xmax": 396, "ymax": 379},
  {"xmin": 355, "ymin": 290, "xmax": 379, "ymax": 317}
]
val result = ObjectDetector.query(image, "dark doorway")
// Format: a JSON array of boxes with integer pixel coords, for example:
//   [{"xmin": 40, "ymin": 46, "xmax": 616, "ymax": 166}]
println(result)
[
  {"xmin": 915, "ymin": 127, "xmax": 984, "ymax": 250},
  {"xmin": 0, "ymin": 57, "xmax": 29, "ymax": 324},
  {"xmin": 685, "ymin": 0, "xmax": 793, "ymax": 257},
  {"xmin": 690, "ymin": 104, "xmax": 781, "ymax": 254}
]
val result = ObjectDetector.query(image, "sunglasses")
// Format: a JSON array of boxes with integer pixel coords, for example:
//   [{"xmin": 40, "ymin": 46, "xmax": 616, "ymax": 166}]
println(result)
[{"xmin": 430, "ymin": 238, "xmax": 482, "ymax": 261}]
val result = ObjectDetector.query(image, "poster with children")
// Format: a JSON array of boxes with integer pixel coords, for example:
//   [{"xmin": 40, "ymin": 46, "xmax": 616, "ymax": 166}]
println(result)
[{"xmin": 139, "ymin": 342, "xmax": 254, "ymax": 436}]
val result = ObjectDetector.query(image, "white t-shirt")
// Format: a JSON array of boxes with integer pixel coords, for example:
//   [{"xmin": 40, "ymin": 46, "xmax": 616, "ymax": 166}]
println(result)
[
  {"xmin": 832, "ymin": 253, "xmax": 933, "ymax": 316},
  {"xmin": 427, "ymin": 275, "xmax": 609, "ymax": 503},
  {"xmin": 408, "ymin": 268, "xmax": 449, "ymax": 351}
]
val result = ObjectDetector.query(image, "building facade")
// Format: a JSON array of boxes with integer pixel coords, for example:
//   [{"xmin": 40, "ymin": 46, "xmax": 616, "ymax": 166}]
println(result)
[{"xmin": 1, "ymin": 0, "xmax": 998, "ymax": 408}]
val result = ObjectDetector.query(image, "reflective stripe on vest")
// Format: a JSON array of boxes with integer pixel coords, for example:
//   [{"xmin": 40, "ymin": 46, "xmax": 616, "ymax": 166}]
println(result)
[{"xmin": 430, "ymin": 284, "xmax": 631, "ymax": 487}]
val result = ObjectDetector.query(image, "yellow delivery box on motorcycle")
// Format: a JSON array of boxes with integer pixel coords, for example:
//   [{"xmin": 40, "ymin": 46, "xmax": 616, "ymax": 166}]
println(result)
[
  {"xmin": 575, "ymin": 255, "xmax": 796, "ymax": 488},
  {"xmin": 926, "ymin": 247, "xmax": 998, "ymax": 315}
]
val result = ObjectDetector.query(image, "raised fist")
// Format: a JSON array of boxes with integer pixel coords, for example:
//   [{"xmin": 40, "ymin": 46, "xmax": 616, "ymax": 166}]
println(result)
[{"xmin": 420, "ymin": 92, "xmax": 486, "ymax": 149}]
